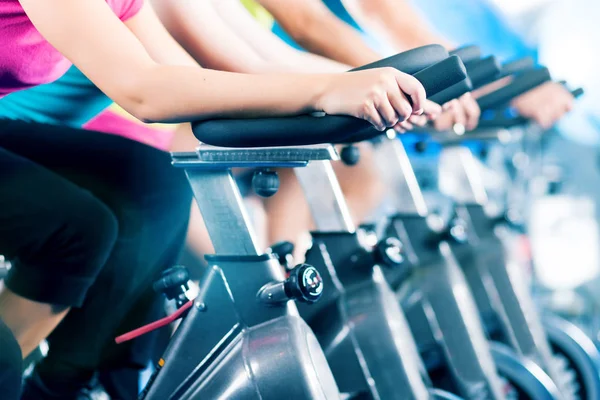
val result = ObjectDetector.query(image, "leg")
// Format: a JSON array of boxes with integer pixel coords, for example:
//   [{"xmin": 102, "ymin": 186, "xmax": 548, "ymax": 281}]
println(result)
[
  {"xmin": 333, "ymin": 143, "xmax": 386, "ymax": 223},
  {"xmin": 0, "ymin": 144, "xmax": 118, "ymax": 358},
  {"xmin": 0, "ymin": 120, "xmax": 192, "ymax": 395},
  {"xmin": 0, "ymin": 317, "xmax": 22, "ymax": 400}
]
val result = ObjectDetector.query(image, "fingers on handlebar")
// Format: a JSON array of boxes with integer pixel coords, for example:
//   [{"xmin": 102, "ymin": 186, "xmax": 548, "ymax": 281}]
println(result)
[
  {"xmin": 394, "ymin": 71, "xmax": 426, "ymax": 115},
  {"xmin": 459, "ymin": 93, "xmax": 481, "ymax": 131}
]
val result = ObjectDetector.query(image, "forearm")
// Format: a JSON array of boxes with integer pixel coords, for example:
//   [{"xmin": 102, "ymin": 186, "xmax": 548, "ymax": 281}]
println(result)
[
  {"xmin": 294, "ymin": 51, "xmax": 349, "ymax": 73},
  {"xmin": 350, "ymin": 0, "xmax": 454, "ymax": 51},
  {"xmin": 258, "ymin": 0, "xmax": 381, "ymax": 66},
  {"xmin": 151, "ymin": 0, "xmax": 272, "ymax": 73},
  {"xmin": 212, "ymin": 0, "xmax": 347, "ymax": 72},
  {"xmin": 281, "ymin": 18, "xmax": 380, "ymax": 66},
  {"xmin": 132, "ymin": 66, "xmax": 328, "ymax": 123}
]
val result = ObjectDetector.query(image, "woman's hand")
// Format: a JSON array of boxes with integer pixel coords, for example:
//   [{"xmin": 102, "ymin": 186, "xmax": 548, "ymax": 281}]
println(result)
[
  {"xmin": 433, "ymin": 93, "xmax": 481, "ymax": 132},
  {"xmin": 316, "ymin": 68, "xmax": 426, "ymax": 132},
  {"xmin": 392, "ymin": 100, "xmax": 442, "ymax": 132},
  {"xmin": 510, "ymin": 82, "xmax": 574, "ymax": 129}
]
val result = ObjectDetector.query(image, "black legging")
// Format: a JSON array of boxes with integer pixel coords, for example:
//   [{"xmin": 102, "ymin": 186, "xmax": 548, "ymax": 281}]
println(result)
[
  {"xmin": 0, "ymin": 317, "xmax": 22, "ymax": 400},
  {"xmin": 0, "ymin": 119, "xmax": 192, "ymax": 396}
]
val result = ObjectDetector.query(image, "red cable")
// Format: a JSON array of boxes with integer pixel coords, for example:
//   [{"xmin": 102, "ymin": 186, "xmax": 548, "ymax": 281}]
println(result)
[{"xmin": 115, "ymin": 300, "xmax": 194, "ymax": 344}]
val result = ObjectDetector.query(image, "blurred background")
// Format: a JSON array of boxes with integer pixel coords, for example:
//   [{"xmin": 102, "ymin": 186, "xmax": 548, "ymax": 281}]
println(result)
[{"xmin": 360, "ymin": 0, "xmax": 600, "ymax": 330}]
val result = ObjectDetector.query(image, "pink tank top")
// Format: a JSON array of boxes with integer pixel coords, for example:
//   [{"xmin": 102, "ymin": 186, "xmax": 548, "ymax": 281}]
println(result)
[
  {"xmin": 0, "ymin": 0, "xmax": 143, "ymax": 97},
  {"xmin": 84, "ymin": 110, "xmax": 174, "ymax": 151}
]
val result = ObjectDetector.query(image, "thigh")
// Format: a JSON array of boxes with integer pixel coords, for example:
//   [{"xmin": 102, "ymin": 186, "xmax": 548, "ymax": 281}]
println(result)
[
  {"xmin": 0, "ymin": 119, "xmax": 191, "ymax": 257},
  {"xmin": 0, "ymin": 120, "xmax": 194, "ymax": 372},
  {"xmin": 0, "ymin": 144, "xmax": 117, "ymax": 306},
  {"xmin": 0, "ymin": 143, "xmax": 99, "ymax": 259},
  {"xmin": 0, "ymin": 119, "xmax": 183, "ymax": 205}
]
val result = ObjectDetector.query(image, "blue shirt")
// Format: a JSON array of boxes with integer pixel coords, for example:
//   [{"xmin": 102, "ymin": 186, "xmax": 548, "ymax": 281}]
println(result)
[{"xmin": 0, "ymin": 66, "xmax": 111, "ymax": 127}]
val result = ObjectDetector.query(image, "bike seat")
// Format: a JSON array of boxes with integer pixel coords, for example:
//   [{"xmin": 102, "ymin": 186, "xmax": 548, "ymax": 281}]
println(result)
[{"xmin": 192, "ymin": 51, "xmax": 468, "ymax": 148}]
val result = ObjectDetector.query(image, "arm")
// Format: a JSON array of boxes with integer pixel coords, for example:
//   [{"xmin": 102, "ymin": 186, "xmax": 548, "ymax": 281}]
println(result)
[
  {"xmin": 510, "ymin": 82, "xmax": 575, "ymax": 129},
  {"xmin": 209, "ymin": 0, "xmax": 348, "ymax": 72},
  {"xmin": 151, "ymin": 0, "xmax": 346, "ymax": 74},
  {"xmin": 343, "ymin": 0, "xmax": 454, "ymax": 51},
  {"xmin": 256, "ymin": 0, "xmax": 382, "ymax": 66},
  {"xmin": 124, "ymin": 1, "xmax": 198, "ymax": 67},
  {"xmin": 150, "ymin": 0, "xmax": 274, "ymax": 73},
  {"xmin": 20, "ymin": 0, "xmax": 423, "ymax": 128}
]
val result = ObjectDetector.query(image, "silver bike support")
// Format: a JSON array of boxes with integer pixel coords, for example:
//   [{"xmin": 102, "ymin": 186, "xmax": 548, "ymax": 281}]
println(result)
[
  {"xmin": 175, "ymin": 144, "xmax": 339, "ymax": 254},
  {"xmin": 378, "ymin": 137, "xmax": 505, "ymax": 399},
  {"xmin": 159, "ymin": 145, "xmax": 342, "ymax": 400},
  {"xmin": 439, "ymin": 142, "xmax": 570, "ymax": 398},
  {"xmin": 427, "ymin": 242, "xmax": 506, "ymax": 400},
  {"xmin": 372, "ymin": 134, "xmax": 429, "ymax": 216},
  {"xmin": 438, "ymin": 146, "xmax": 489, "ymax": 206},
  {"xmin": 185, "ymin": 168, "xmax": 261, "ymax": 256},
  {"xmin": 294, "ymin": 160, "xmax": 356, "ymax": 233}
]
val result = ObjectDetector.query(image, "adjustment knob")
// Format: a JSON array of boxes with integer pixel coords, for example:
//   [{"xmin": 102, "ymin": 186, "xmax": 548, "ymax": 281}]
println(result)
[
  {"xmin": 252, "ymin": 170, "xmax": 280, "ymax": 197},
  {"xmin": 258, "ymin": 264, "xmax": 324, "ymax": 305},
  {"xmin": 414, "ymin": 141, "xmax": 428, "ymax": 153},
  {"xmin": 285, "ymin": 264, "xmax": 323, "ymax": 303},
  {"xmin": 268, "ymin": 241, "xmax": 295, "ymax": 271},
  {"xmin": 374, "ymin": 237, "xmax": 405, "ymax": 267},
  {"xmin": 340, "ymin": 145, "xmax": 360, "ymax": 166},
  {"xmin": 427, "ymin": 216, "xmax": 468, "ymax": 245},
  {"xmin": 448, "ymin": 218, "xmax": 468, "ymax": 244},
  {"xmin": 153, "ymin": 266, "xmax": 190, "ymax": 307}
]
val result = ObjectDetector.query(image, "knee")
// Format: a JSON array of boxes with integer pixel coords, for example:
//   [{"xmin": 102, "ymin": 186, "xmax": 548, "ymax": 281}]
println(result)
[
  {"xmin": 0, "ymin": 318, "xmax": 22, "ymax": 399},
  {"xmin": 6, "ymin": 193, "xmax": 118, "ymax": 308},
  {"xmin": 60, "ymin": 195, "xmax": 119, "ymax": 271}
]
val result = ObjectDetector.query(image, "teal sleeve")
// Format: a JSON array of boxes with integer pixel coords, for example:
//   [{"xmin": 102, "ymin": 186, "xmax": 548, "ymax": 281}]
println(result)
[{"xmin": 0, "ymin": 66, "xmax": 113, "ymax": 128}]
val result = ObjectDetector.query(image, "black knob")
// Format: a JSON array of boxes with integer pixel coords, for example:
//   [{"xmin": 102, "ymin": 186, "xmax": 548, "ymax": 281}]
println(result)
[
  {"xmin": 448, "ymin": 218, "xmax": 468, "ymax": 244},
  {"xmin": 479, "ymin": 145, "xmax": 489, "ymax": 160},
  {"xmin": 285, "ymin": 264, "xmax": 324, "ymax": 304},
  {"xmin": 359, "ymin": 223, "xmax": 378, "ymax": 235},
  {"xmin": 252, "ymin": 170, "xmax": 280, "ymax": 197},
  {"xmin": 427, "ymin": 217, "xmax": 468, "ymax": 245},
  {"xmin": 414, "ymin": 141, "xmax": 428, "ymax": 153},
  {"xmin": 374, "ymin": 237, "xmax": 405, "ymax": 267},
  {"xmin": 257, "ymin": 264, "xmax": 324, "ymax": 305},
  {"xmin": 153, "ymin": 266, "xmax": 190, "ymax": 305},
  {"xmin": 340, "ymin": 145, "xmax": 360, "ymax": 166},
  {"xmin": 268, "ymin": 241, "xmax": 295, "ymax": 270}
]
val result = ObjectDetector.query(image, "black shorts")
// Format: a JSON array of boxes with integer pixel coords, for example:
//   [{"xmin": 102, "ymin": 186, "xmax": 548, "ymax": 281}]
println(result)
[{"xmin": 0, "ymin": 119, "xmax": 192, "ymax": 386}]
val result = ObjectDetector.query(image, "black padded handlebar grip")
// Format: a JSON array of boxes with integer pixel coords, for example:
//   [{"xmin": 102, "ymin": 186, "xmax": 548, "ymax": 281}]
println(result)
[
  {"xmin": 449, "ymin": 45, "xmax": 482, "ymax": 64},
  {"xmin": 192, "ymin": 52, "xmax": 467, "ymax": 148},
  {"xmin": 352, "ymin": 44, "xmax": 449, "ymax": 75},
  {"xmin": 428, "ymin": 77, "xmax": 473, "ymax": 105},
  {"xmin": 465, "ymin": 56, "xmax": 501, "ymax": 87},
  {"xmin": 572, "ymin": 87, "xmax": 584, "ymax": 98},
  {"xmin": 477, "ymin": 67, "xmax": 551, "ymax": 110},
  {"xmin": 500, "ymin": 57, "xmax": 535, "ymax": 77},
  {"xmin": 412, "ymin": 56, "xmax": 467, "ymax": 96}
]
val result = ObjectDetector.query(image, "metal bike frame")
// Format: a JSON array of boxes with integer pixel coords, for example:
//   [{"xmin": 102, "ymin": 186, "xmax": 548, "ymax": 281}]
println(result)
[
  {"xmin": 438, "ymin": 142, "xmax": 571, "ymax": 398},
  {"xmin": 372, "ymin": 136, "xmax": 505, "ymax": 400},
  {"xmin": 294, "ymin": 159, "xmax": 432, "ymax": 400},
  {"xmin": 141, "ymin": 145, "xmax": 340, "ymax": 400}
]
